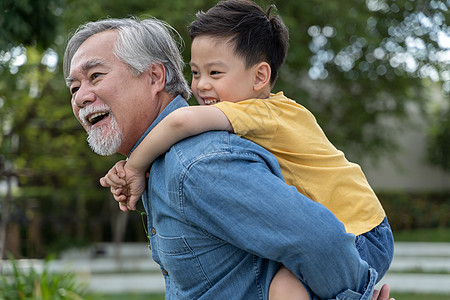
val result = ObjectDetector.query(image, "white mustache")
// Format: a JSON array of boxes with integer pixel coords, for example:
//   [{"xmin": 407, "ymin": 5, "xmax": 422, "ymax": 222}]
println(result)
[{"xmin": 78, "ymin": 103, "xmax": 112, "ymax": 127}]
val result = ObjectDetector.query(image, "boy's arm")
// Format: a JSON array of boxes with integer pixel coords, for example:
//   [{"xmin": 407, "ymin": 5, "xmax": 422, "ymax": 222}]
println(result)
[{"xmin": 126, "ymin": 105, "xmax": 233, "ymax": 175}]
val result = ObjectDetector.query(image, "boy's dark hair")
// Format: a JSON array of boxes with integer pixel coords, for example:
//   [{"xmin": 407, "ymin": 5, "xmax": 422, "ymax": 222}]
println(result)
[{"xmin": 189, "ymin": 0, "xmax": 289, "ymax": 86}]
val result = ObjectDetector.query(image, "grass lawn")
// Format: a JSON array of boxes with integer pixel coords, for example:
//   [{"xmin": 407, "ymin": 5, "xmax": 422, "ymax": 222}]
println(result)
[
  {"xmin": 86, "ymin": 293, "xmax": 164, "ymax": 300},
  {"xmin": 393, "ymin": 227, "xmax": 450, "ymax": 242},
  {"xmin": 390, "ymin": 293, "xmax": 450, "ymax": 300},
  {"xmin": 87, "ymin": 292, "xmax": 450, "ymax": 299}
]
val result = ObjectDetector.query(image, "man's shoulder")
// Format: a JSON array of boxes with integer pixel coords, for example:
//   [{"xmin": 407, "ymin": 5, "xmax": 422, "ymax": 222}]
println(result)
[{"xmin": 166, "ymin": 130, "xmax": 276, "ymax": 169}]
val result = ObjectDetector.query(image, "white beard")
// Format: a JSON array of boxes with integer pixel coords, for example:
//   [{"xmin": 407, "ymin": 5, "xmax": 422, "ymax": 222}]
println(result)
[
  {"xmin": 79, "ymin": 104, "xmax": 123, "ymax": 156},
  {"xmin": 87, "ymin": 116, "xmax": 123, "ymax": 156}
]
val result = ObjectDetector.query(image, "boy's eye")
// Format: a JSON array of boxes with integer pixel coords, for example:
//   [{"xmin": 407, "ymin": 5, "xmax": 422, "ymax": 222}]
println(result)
[
  {"xmin": 210, "ymin": 71, "xmax": 221, "ymax": 75},
  {"xmin": 191, "ymin": 70, "xmax": 200, "ymax": 78}
]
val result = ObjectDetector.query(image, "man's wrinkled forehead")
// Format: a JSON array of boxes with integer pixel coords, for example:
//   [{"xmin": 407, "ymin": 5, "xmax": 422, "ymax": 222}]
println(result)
[{"xmin": 66, "ymin": 31, "xmax": 117, "ymax": 86}]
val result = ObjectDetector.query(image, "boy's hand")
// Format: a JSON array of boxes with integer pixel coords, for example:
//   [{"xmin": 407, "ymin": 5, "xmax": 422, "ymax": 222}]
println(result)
[
  {"xmin": 100, "ymin": 160, "xmax": 147, "ymax": 212},
  {"xmin": 100, "ymin": 160, "xmax": 127, "ymax": 188},
  {"xmin": 100, "ymin": 160, "xmax": 130, "ymax": 211},
  {"xmin": 119, "ymin": 164, "xmax": 146, "ymax": 211}
]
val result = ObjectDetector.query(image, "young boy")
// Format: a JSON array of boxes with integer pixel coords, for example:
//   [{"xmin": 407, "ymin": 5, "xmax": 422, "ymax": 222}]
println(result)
[{"xmin": 100, "ymin": 0, "xmax": 394, "ymax": 299}]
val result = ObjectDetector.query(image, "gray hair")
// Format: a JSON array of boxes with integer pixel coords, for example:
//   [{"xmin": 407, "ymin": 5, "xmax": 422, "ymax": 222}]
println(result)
[{"xmin": 63, "ymin": 17, "xmax": 191, "ymax": 100}]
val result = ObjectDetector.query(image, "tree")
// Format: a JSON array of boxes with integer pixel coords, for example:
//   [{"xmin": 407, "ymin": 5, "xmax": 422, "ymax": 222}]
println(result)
[
  {"xmin": 0, "ymin": 0, "xmax": 61, "ymax": 50},
  {"xmin": 275, "ymin": 0, "xmax": 449, "ymax": 161},
  {"xmin": 1, "ymin": 0, "xmax": 448, "ymax": 258},
  {"xmin": 427, "ymin": 97, "xmax": 450, "ymax": 172},
  {"xmin": 0, "ymin": 0, "xmax": 65, "ymax": 259}
]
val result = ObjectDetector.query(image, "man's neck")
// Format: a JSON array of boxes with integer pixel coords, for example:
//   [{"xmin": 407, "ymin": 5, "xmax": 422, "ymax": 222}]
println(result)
[
  {"xmin": 120, "ymin": 91, "xmax": 177, "ymax": 157},
  {"xmin": 154, "ymin": 91, "xmax": 176, "ymax": 117},
  {"xmin": 126, "ymin": 93, "xmax": 187, "ymax": 157}
]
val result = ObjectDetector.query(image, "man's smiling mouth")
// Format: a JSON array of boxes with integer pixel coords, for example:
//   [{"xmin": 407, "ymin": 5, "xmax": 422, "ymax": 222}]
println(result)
[{"xmin": 87, "ymin": 112, "xmax": 110, "ymax": 125}]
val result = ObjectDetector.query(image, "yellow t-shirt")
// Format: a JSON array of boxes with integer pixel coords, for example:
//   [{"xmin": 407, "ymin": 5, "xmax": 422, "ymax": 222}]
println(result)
[{"xmin": 214, "ymin": 92, "xmax": 385, "ymax": 235}]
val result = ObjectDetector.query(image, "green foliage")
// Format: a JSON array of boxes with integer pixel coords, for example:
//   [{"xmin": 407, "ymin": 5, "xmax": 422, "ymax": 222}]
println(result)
[
  {"xmin": 274, "ymin": 0, "xmax": 448, "ymax": 160},
  {"xmin": 427, "ymin": 100, "xmax": 450, "ymax": 172},
  {"xmin": 0, "ymin": 0, "xmax": 62, "ymax": 50},
  {"xmin": 0, "ymin": 255, "xmax": 87, "ymax": 300},
  {"xmin": 0, "ymin": 0, "xmax": 449, "ymax": 257},
  {"xmin": 379, "ymin": 191, "xmax": 450, "ymax": 231}
]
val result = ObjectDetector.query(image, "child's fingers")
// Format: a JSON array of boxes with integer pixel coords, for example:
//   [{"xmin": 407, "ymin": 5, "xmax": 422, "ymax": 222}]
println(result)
[
  {"xmin": 104, "ymin": 173, "xmax": 126, "ymax": 187},
  {"xmin": 99, "ymin": 176, "xmax": 109, "ymax": 187},
  {"xmin": 114, "ymin": 160, "xmax": 127, "ymax": 178},
  {"xmin": 100, "ymin": 175, "xmax": 120, "ymax": 187}
]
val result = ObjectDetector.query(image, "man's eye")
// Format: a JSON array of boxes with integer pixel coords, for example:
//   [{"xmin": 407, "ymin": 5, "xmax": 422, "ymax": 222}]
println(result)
[
  {"xmin": 90, "ymin": 73, "xmax": 101, "ymax": 80},
  {"xmin": 71, "ymin": 87, "xmax": 79, "ymax": 94}
]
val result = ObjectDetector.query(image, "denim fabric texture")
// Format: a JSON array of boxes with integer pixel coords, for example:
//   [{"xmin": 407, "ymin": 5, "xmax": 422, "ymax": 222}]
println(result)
[
  {"xmin": 138, "ymin": 96, "xmax": 387, "ymax": 300},
  {"xmin": 355, "ymin": 217, "xmax": 395, "ymax": 280}
]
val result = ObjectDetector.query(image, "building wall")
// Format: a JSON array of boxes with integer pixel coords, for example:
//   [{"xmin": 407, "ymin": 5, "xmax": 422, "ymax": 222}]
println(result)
[{"xmin": 360, "ymin": 108, "xmax": 450, "ymax": 192}]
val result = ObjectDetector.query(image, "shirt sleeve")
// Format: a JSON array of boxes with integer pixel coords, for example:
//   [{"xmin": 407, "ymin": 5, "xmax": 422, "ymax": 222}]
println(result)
[{"xmin": 214, "ymin": 99, "xmax": 278, "ymax": 139}]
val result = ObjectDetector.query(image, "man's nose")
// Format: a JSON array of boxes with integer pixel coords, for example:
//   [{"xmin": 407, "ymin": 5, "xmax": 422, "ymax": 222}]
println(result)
[{"xmin": 73, "ymin": 85, "xmax": 95, "ymax": 108}]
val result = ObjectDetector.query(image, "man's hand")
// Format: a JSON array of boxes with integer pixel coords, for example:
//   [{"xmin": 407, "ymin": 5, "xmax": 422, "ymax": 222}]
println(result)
[{"xmin": 372, "ymin": 284, "xmax": 395, "ymax": 300}]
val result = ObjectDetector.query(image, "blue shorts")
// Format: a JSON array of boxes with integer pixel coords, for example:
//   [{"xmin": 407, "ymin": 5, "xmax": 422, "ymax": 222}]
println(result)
[{"xmin": 355, "ymin": 217, "xmax": 395, "ymax": 281}]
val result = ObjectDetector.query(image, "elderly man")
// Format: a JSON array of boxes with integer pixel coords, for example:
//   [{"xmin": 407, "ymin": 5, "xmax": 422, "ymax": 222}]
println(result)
[{"xmin": 64, "ymin": 17, "xmax": 392, "ymax": 300}]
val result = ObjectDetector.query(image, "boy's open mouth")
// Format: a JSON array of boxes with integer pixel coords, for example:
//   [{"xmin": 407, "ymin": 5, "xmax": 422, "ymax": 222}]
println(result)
[{"xmin": 204, "ymin": 98, "xmax": 219, "ymax": 105}]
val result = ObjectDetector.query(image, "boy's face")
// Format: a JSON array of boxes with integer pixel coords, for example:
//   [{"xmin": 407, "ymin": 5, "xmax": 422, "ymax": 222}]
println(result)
[{"xmin": 190, "ymin": 35, "xmax": 260, "ymax": 105}]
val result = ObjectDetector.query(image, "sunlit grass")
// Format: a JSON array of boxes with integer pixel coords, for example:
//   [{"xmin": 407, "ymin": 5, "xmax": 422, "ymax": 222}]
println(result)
[
  {"xmin": 394, "ymin": 228, "xmax": 450, "ymax": 242},
  {"xmin": 86, "ymin": 292, "xmax": 450, "ymax": 300},
  {"xmin": 86, "ymin": 294, "xmax": 163, "ymax": 300},
  {"xmin": 390, "ymin": 293, "xmax": 450, "ymax": 300}
]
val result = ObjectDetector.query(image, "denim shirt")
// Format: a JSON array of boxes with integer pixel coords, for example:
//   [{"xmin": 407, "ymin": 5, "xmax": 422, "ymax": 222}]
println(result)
[{"xmin": 138, "ymin": 96, "xmax": 374, "ymax": 300}]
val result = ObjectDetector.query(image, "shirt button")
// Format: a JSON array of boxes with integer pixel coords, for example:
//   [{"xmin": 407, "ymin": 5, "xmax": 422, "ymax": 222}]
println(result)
[
  {"xmin": 162, "ymin": 268, "xmax": 168, "ymax": 276},
  {"xmin": 151, "ymin": 228, "xmax": 156, "ymax": 235}
]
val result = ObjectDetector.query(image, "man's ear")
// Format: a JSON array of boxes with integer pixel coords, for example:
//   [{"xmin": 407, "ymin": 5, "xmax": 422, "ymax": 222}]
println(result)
[
  {"xmin": 253, "ymin": 62, "xmax": 271, "ymax": 92},
  {"xmin": 147, "ymin": 63, "xmax": 166, "ymax": 92}
]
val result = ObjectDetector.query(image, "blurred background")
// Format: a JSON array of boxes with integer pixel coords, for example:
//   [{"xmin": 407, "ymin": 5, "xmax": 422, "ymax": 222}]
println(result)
[{"xmin": 0, "ymin": 0, "xmax": 449, "ymax": 298}]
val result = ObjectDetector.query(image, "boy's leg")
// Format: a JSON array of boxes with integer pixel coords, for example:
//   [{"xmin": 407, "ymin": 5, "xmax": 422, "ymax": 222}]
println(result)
[
  {"xmin": 269, "ymin": 267, "xmax": 394, "ymax": 300},
  {"xmin": 269, "ymin": 266, "xmax": 310, "ymax": 300},
  {"xmin": 276, "ymin": 197, "xmax": 377, "ymax": 299},
  {"xmin": 268, "ymin": 217, "xmax": 394, "ymax": 300}
]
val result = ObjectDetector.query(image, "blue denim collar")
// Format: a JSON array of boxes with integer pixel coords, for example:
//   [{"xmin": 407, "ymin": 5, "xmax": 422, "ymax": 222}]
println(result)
[{"xmin": 129, "ymin": 94, "xmax": 188, "ymax": 156}]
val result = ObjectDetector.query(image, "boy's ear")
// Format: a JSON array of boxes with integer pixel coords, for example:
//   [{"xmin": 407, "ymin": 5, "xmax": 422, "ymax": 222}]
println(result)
[{"xmin": 253, "ymin": 62, "xmax": 271, "ymax": 91}]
